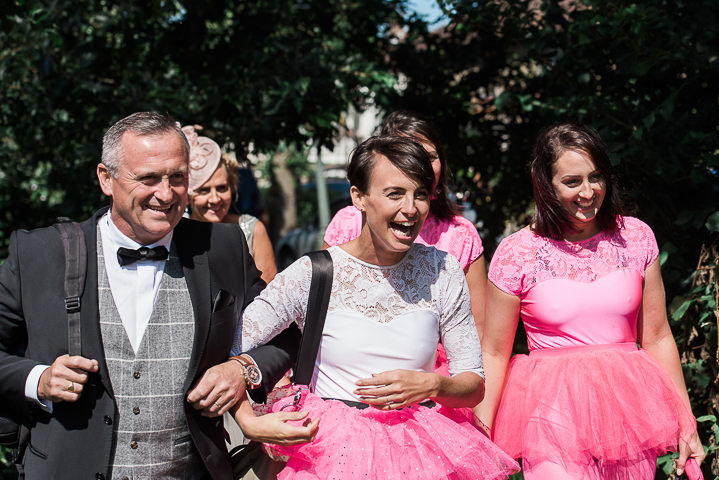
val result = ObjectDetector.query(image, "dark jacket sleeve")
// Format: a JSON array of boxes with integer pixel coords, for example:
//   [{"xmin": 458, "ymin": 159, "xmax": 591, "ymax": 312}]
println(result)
[
  {"xmin": 229, "ymin": 222, "xmax": 301, "ymax": 404},
  {"xmin": 245, "ymin": 323, "xmax": 301, "ymax": 403},
  {"xmin": 0, "ymin": 231, "xmax": 44, "ymax": 421}
]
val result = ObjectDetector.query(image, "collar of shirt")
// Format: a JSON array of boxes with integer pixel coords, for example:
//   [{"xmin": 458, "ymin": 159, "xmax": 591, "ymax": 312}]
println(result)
[{"xmin": 101, "ymin": 213, "xmax": 173, "ymax": 259}]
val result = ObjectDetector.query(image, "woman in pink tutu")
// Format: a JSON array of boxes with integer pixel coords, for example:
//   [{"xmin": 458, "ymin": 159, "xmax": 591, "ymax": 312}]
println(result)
[
  {"xmin": 475, "ymin": 123, "xmax": 704, "ymax": 479},
  {"xmin": 323, "ymin": 111, "xmax": 486, "ymax": 376},
  {"xmin": 233, "ymin": 135, "xmax": 519, "ymax": 479}
]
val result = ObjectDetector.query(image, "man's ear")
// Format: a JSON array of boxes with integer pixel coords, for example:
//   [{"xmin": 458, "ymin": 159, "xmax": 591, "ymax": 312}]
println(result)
[
  {"xmin": 350, "ymin": 185, "xmax": 365, "ymax": 213},
  {"xmin": 97, "ymin": 163, "xmax": 113, "ymax": 197}
]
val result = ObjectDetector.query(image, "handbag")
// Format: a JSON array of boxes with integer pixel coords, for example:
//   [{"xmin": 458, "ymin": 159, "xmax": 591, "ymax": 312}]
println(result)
[{"xmin": 232, "ymin": 250, "xmax": 332, "ymax": 479}]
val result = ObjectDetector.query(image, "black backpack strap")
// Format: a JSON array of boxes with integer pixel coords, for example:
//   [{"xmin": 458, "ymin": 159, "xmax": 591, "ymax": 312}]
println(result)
[
  {"xmin": 53, "ymin": 220, "xmax": 87, "ymax": 356},
  {"xmin": 292, "ymin": 250, "xmax": 333, "ymax": 385}
]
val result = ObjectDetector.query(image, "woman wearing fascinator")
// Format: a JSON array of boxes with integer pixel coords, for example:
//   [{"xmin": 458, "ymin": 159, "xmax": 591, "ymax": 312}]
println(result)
[{"xmin": 183, "ymin": 124, "xmax": 277, "ymax": 284}]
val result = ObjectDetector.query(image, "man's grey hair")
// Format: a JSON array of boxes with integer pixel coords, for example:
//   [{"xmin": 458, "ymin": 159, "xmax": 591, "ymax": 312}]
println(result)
[{"xmin": 101, "ymin": 112, "xmax": 190, "ymax": 177}]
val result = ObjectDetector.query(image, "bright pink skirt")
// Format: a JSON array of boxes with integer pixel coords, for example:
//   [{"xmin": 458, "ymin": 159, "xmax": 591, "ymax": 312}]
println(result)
[
  {"xmin": 266, "ymin": 388, "xmax": 519, "ymax": 480},
  {"xmin": 493, "ymin": 343, "xmax": 696, "ymax": 465}
]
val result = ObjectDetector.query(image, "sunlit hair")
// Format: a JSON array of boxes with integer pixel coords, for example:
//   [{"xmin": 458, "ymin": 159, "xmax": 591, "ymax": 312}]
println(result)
[
  {"xmin": 102, "ymin": 112, "xmax": 189, "ymax": 178},
  {"xmin": 219, "ymin": 153, "xmax": 241, "ymax": 202},
  {"xmin": 531, "ymin": 122, "xmax": 623, "ymax": 239},
  {"xmin": 380, "ymin": 110, "xmax": 456, "ymax": 220},
  {"xmin": 347, "ymin": 135, "xmax": 434, "ymax": 196}
]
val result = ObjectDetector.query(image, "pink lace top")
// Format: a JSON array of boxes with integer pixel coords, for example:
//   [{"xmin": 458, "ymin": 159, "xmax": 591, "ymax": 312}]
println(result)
[
  {"xmin": 489, "ymin": 217, "xmax": 659, "ymax": 351},
  {"xmin": 323, "ymin": 206, "xmax": 483, "ymax": 270}
]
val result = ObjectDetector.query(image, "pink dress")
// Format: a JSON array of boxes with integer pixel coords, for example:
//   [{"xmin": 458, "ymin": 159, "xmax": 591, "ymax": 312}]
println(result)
[
  {"xmin": 488, "ymin": 217, "xmax": 696, "ymax": 470},
  {"xmin": 324, "ymin": 205, "xmax": 484, "ymax": 375}
]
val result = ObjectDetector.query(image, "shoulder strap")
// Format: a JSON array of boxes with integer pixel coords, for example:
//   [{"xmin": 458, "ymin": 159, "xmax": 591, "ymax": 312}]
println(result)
[
  {"xmin": 53, "ymin": 220, "xmax": 87, "ymax": 356},
  {"xmin": 292, "ymin": 250, "xmax": 333, "ymax": 385}
]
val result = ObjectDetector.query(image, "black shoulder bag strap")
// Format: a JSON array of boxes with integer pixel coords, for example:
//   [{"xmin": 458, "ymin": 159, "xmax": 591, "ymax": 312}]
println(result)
[
  {"xmin": 292, "ymin": 250, "xmax": 333, "ymax": 385},
  {"xmin": 1, "ymin": 221, "xmax": 87, "ymax": 453},
  {"xmin": 53, "ymin": 220, "xmax": 87, "ymax": 356}
]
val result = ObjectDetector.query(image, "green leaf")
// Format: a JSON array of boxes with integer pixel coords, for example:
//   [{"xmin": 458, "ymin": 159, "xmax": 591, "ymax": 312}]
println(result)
[
  {"xmin": 494, "ymin": 91, "xmax": 509, "ymax": 111},
  {"xmin": 705, "ymin": 211, "xmax": 719, "ymax": 232},
  {"xmin": 671, "ymin": 299, "xmax": 692, "ymax": 322},
  {"xmin": 697, "ymin": 415, "xmax": 717, "ymax": 423}
]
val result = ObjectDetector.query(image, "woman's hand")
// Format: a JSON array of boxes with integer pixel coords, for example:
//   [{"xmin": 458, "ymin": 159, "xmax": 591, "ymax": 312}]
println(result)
[
  {"xmin": 232, "ymin": 393, "xmax": 320, "ymax": 445},
  {"xmin": 237, "ymin": 410, "xmax": 320, "ymax": 445},
  {"xmin": 354, "ymin": 369, "xmax": 440, "ymax": 410},
  {"xmin": 676, "ymin": 432, "xmax": 705, "ymax": 477}
]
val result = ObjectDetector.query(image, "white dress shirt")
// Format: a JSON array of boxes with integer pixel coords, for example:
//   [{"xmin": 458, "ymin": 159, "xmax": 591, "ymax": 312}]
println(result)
[
  {"xmin": 25, "ymin": 213, "xmax": 172, "ymax": 405},
  {"xmin": 99, "ymin": 213, "xmax": 172, "ymax": 353}
]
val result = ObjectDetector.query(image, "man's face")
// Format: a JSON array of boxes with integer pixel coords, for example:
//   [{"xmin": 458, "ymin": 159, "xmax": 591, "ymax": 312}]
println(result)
[{"xmin": 97, "ymin": 131, "xmax": 189, "ymax": 245}]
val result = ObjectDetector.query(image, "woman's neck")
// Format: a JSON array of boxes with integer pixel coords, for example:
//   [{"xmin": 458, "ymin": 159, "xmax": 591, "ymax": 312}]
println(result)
[
  {"xmin": 563, "ymin": 221, "xmax": 601, "ymax": 241},
  {"xmin": 341, "ymin": 228, "xmax": 408, "ymax": 266}
]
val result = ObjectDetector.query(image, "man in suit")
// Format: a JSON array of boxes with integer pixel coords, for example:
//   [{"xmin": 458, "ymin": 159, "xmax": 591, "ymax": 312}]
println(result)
[{"xmin": 0, "ymin": 112, "xmax": 314, "ymax": 479}]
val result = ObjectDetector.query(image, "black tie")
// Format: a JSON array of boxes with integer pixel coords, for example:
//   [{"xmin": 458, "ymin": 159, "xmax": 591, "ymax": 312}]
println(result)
[{"xmin": 117, "ymin": 246, "xmax": 169, "ymax": 267}]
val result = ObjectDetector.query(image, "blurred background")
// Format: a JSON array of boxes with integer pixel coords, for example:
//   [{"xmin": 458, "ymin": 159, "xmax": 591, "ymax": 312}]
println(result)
[{"xmin": 1, "ymin": 0, "xmax": 717, "ymax": 477}]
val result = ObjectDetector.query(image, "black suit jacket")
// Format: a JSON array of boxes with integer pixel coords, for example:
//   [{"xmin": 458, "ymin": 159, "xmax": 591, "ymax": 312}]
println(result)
[{"xmin": 0, "ymin": 208, "xmax": 300, "ymax": 479}]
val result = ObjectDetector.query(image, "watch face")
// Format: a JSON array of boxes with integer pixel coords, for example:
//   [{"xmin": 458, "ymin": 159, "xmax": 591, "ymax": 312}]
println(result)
[{"xmin": 246, "ymin": 365, "xmax": 261, "ymax": 387}]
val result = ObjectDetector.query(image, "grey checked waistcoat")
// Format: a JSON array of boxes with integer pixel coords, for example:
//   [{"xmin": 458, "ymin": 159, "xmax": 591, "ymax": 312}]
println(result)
[{"xmin": 97, "ymin": 235, "xmax": 206, "ymax": 480}]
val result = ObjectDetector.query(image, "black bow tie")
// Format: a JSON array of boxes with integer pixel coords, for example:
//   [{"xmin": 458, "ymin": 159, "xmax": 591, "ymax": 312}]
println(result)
[{"xmin": 117, "ymin": 246, "xmax": 169, "ymax": 267}]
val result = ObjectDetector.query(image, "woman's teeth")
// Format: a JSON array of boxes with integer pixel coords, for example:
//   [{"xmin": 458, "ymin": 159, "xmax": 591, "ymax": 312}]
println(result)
[{"xmin": 390, "ymin": 222, "xmax": 414, "ymax": 237}]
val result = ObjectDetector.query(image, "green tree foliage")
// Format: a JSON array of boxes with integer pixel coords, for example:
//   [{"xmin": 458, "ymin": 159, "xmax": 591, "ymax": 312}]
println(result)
[
  {"xmin": 391, "ymin": 1, "xmax": 718, "ymax": 476},
  {"xmin": 0, "ymin": 0, "xmax": 404, "ymax": 475},
  {"xmin": 2, "ymin": 0, "xmax": 718, "ymax": 477},
  {"xmin": 0, "ymin": 0, "xmax": 402, "ymax": 248}
]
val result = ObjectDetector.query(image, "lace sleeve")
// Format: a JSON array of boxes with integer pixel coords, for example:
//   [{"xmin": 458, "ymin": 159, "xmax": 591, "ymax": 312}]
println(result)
[
  {"xmin": 634, "ymin": 217, "xmax": 659, "ymax": 268},
  {"xmin": 323, "ymin": 206, "xmax": 362, "ymax": 246},
  {"xmin": 487, "ymin": 229, "xmax": 526, "ymax": 296},
  {"xmin": 231, "ymin": 256, "xmax": 313, "ymax": 354},
  {"xmin": 438, "ymin": 254, "xmax": 484, "ymax": 378}
]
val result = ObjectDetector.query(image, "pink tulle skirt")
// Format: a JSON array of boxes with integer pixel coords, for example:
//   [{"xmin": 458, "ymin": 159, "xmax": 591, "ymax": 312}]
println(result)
[
  {"xmin": 266, "ymin": 388, "xmax": 520, "ymax": 480},
  {"xmin": 434, "ymin": 342, "xmax": 450, "ymax": 376},
  {"xmin": 493, "ymin": 343, "xmax": 696, "ymax": 466}
]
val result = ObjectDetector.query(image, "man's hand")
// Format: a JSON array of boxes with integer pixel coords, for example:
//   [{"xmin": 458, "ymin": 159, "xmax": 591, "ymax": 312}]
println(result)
[
  {"xmin": 37, "ymin": 354, "xmax": 99, "ymax": 403},
  {"xmin": 187, "ymin": 360, "xmax": 247, "ymax": 417}
]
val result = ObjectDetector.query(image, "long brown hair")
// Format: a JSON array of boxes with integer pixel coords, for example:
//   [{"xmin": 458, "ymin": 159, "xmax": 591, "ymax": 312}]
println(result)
[{"xmin": 531, "ymin": 122, "xmax": 623, "ymax": 239}]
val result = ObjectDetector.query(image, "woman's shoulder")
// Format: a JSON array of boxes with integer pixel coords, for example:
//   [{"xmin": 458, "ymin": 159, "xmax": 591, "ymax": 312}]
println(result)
[
  {"xmin": 238, "ymin": 213, "xmax": 259, "ymax": 224},
  {"xmin": 496, "ymin": 225, "xmax": 534, "ymax": 251},
  {"xmin": 324, "ymin": 206, "xmax": 362, "ymax": 246},
  {"xmin": 425, "ymin": 214, "xmax": 477, "ymax": 235},
  {"xmin": 614, "ymin": 216, "xmax": 657, "ymax": 247},
  {"xmin": 332, "ymin": 205, "xmax": 361, "ymax": 223},
  {"xmin": 421, "ymin": 215, "xmax": 484, "ymax": 268},
  {"xmin": 615, "ymin": 216, "xmax": 659, "ymax": 266},
  {"xmin": 408, "ymin": 243, "xmax": 463, "ymax": 274},
  {"xmin": 618, "ymin": 216, "xmax": 653, "ymax": 234}
]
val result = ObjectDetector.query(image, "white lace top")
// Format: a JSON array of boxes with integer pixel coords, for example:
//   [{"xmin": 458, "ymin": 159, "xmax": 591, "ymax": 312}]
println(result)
[{"xmin": 232, "ymin": 244, "xmax": 483, "ymax": 401}]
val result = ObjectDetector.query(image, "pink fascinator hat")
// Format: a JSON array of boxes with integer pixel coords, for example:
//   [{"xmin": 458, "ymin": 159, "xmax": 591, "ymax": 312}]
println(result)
[{"xmin": 182, "ymin": 124, "xmax": 221, "ymax": 195}]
